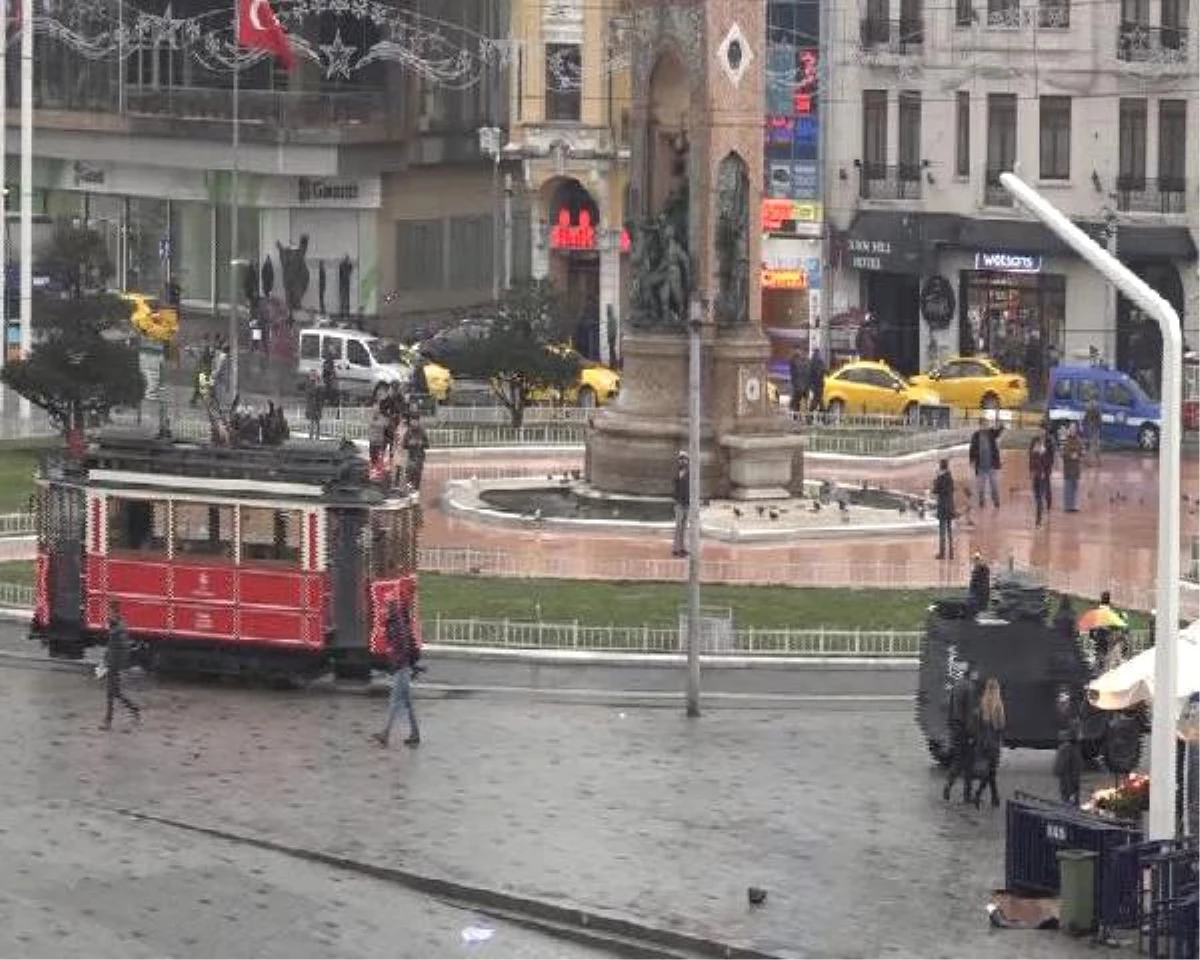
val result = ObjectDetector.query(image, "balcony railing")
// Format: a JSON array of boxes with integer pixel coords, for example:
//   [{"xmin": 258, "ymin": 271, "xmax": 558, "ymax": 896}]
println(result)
[
  {"xmin": 984, "ymin": 170, "xmax": 1015, "ymax": 206},
  {"xmin": 859, "ymin": 163, "xmax": 923, "ymax": 200},
  {"xmin": 858, "ymin": 17, "xmax": 926, "ymax": 52},
  {"xmin": 124, "ymin": 86, "xmax": 394, "ymax": 130},
  {"xmin": 1116, "ymin": 22, "xmax": 1190, "ymax": 62},
  {"xmin": 1115, "ymin": 176, "xmax": 1188, "ymax": 214}
]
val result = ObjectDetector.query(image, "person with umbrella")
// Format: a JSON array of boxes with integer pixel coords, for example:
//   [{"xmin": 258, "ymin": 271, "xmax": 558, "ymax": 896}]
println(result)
[{"xmin": 1078, "ymin": 592, "xmax": 1128, "ymax": 668}]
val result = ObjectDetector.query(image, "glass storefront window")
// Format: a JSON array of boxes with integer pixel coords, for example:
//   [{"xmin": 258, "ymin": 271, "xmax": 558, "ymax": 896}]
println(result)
[
  {"xmin": 174, "ymin": 200, "xmax": 213, "ymax": 306},
  {"xmin": 214, "ymin": 206, "xmax": 260, "ymax": 309},
  {"xmin": 961, "ymin": 270, "xmax": 1065, "ymax": 399},
  {"xmin": 126, "ymin": 197, "xmax": 170, "ymax": 297}
]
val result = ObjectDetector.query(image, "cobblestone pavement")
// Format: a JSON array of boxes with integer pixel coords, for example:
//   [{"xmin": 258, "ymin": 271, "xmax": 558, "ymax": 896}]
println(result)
[
  {"xmin": 0, "ymin": 796, "xmax": 608, "ymax": 959},
  {"xmin": 0, "ymin": 661, "xmax": 1134, "ymax": 958}
]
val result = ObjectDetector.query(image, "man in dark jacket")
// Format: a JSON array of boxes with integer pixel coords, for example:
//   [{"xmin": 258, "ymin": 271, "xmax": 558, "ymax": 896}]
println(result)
[
  {"xmin": 304, "ymin": 372, "xmax": 324, "ymax": 440},
  {"xmin": 808, "ymin": 349, "xmax": 827, "ymax": 411},
  {"xmin": 932, "ymin": 458, "xmax": 955, "ymax": 560},
  {"xmin": 372, "ymin": 601, "xmax": 421, "ymax": 748},
  {"xmin": 672, "ymin": 451, "xmax": 690, "ymax": 558},
  {"xmin": 968, "ymin": 418, "xmax": 1004, "ymax": 508},
  {"xmin": 401, "ymin": 414, "xmax": 430, "ymax": 491},
  {"xmin": 788, "ymin": 347, "xmax": 808, "ymax": 416},
  {"xmin": 943, "ymin": 665, "xmax": 980, "ymax": 802},
  {"xmin": 1039, "ymin": 422, "xmax": 1057, "ymax": 510},
  {"xmin": 100, "ymin": 601, "xmax": 141, "ymax": 730},
  {"xmin": 968, "ymin": 552, "xmax": 991, "ymax": 616}
]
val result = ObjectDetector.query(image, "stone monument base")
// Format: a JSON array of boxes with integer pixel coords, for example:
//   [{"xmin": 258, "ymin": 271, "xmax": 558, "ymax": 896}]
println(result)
[{"xmin": 720, "ymin": 433, "xmax": 806, "ymax": 500}]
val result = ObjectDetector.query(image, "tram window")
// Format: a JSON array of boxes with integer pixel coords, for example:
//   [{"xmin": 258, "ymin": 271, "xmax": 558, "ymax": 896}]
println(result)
[
  {"xmin": 173, "ymin": 503, "xmax": 234, "ymax": 560},
  {"xmin": 370, "ymin": 509, "xmax": 413, "ymax": 577},
  {"xmin": 240, "ymin": 507, "xmax": 301, "ymax": 567},
  {"xmin": 106, "ymin": 498, "xmax": 169, "ymax": 556}
]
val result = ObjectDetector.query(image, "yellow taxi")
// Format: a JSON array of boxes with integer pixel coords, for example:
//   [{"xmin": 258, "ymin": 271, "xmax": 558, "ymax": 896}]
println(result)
[
  {"xmin": 121, "ymin": 291, "xmax": 178, "ymax": 344},
  {"xmin": 909, "ymin": 356, "xmax": 1028, "ymax": 411},
  {"xmin": 393, "ymin": 343, "xmax": 453, "ymax": 402},
  {"xmin": 822, "ymin": 359, "xmax": 941, "ymax": 419},
  {"xmin": 529, "ymin": 346, "xmax": 621, "ymax": 408}
]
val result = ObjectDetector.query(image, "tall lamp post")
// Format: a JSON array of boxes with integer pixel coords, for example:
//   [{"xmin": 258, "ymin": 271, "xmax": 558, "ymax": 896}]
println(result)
[
  {"xmin": 479, "ymin": 126, "xmax": 502, "ymax": 306},
  {"xmin": 685, "ymin": 294, "xmax": 704, "ymax": 718},
  {"xmin": 1001, "ymin": 172, "xmax": 1182, "ymax": 840}
]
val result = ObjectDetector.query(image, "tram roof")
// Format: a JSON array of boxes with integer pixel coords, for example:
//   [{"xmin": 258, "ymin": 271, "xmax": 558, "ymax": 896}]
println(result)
[{"xmin": 52, "ymin": 429, "xmax": 395, "ymax": 502}]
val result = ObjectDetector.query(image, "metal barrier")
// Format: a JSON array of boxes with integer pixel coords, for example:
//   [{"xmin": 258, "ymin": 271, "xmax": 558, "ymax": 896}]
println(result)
[
  {"xmin": 0, "ymin": 512, "xmax": 34, "ymax": 536},
  {"xmin": 0, "ymin": 581, "xmax": 33, "ymax": 608}
]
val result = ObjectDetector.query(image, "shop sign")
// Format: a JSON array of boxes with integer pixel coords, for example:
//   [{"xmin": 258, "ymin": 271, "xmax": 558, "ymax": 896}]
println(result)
[
  {"xmin": 550, "ymin": 207, "xmax": 596, "ymax": 250},
  {"xmin": 761, "ymin": 268, "xmax": 807, "ymax": 290},
  {"xmin": 920, "ymin": 275, "xmax": 956, "ymax": 330},
  {"xmin": 974, "ymin": 251, "xmax": 1042, "ymax": 273},
  {"xmin": 72, "ymin": 161, "xmax": 105, "ymax": 186},
  {"xmin": 847, "ymin": 238, "xmax": 893, "ymax": 272},
  {"xmin": 761, "ymin": 199, "xmax": 822, "ymax": 233},
  {"xmin": 297, "ymin": 177, "xmax": 360, "ymax": 204}
]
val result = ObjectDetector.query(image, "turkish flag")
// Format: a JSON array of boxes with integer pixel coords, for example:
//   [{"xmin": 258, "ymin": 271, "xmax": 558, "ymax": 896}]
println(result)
[{"xmin": 237, "ymin": 0, "xmax": 296, "ymax": 71}]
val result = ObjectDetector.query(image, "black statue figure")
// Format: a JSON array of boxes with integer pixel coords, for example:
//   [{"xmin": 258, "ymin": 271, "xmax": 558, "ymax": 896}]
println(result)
[
  {"xmin": 318, "ymin": 260, "xmax": 327, "ymax": 315},
  {"xmin": 338, "ymin": 255, "xmax": 353, "ymax": 317},
  {"xmin": 260, "ymin": 255, "xmax": 275, "ymax": 300},
  {"xmin": 276, "ymin": 235, "xmax": 311, "ymax": 314}
]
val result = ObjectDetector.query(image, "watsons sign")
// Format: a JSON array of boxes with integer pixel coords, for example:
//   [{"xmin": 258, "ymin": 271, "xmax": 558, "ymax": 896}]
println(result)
[{"xmin": 974, "ymin": 251, "xmax": 1043, "ymax": 273}]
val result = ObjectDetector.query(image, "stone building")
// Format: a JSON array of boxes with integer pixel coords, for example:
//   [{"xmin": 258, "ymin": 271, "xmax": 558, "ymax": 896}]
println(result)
[{"xmin": 822, "ymin": 0, "xmax": 1197, "ymax": 392}]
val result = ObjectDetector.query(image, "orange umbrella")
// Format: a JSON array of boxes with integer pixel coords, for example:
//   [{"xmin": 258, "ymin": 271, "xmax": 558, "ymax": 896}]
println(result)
[{"xmin": 1078, "ymin": 606, "xmax": 1128, "ymax": 633}]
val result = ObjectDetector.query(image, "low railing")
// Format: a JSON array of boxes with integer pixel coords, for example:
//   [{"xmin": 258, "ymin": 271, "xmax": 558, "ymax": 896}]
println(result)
[
  {"xmin": 859, "ymin": 163, "xmax": 923, "ymax": 201},
  {"xmin": 0, "ymin": 513, "xmax": 34, "ymax": 536},
  {"xmin": 1116, "ymin": 22, "xmax": 1190, "ymax": 62},
  {"xmin": 124, "ymin": 86, "xmax": 394, "ymax": 130},
  {"xmin": 1114, "ymin": 177, "xmax": 1188, "ymax": 214},
  {"xmin": 0, "ymin": 581, "xmax": 32, "ymax": 609}
]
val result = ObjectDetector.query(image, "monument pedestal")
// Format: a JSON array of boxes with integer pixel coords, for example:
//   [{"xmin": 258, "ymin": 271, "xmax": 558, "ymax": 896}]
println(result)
[{"xmin": 720, "ymin": 434, "xmax": 806, "ymax": 500}]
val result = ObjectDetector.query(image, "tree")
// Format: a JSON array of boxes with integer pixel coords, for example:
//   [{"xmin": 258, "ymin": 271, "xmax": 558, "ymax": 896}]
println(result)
[
  {"xmin": 454, "ymin": 279, "xmax": 580, "ymax": 427},
  {"xmin": 1, "ymin": 222, "xmax": 144, "ymax": 437}
]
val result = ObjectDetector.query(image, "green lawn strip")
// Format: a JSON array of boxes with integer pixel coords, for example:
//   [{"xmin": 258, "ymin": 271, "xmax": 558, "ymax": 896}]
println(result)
[
  {"xmin": 0, "ymin": 450, "xmax": 42, "ymax": 513},
  {"xmin": 0, "ymin": 561, "xmax": 34, "ymax": 586}
]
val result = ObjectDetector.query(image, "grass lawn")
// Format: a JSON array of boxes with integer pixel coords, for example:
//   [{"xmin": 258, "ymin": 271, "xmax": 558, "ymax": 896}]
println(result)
[
  {"xmin": 0, "ymin": 563, "xmax": 1142, "ymax": 632},
  {"xmin": 0, "ymin": 449, "xmax": 41, "ymax": 513}
]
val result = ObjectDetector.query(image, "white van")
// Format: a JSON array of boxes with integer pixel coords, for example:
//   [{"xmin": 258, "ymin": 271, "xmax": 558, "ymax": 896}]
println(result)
[{"xmin": 296, "ymin": 327, "xmax": 413, "ymax": 403}]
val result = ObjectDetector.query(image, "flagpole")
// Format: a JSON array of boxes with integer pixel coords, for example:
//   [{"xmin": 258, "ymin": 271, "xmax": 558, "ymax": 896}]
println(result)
[
  {"xmin": 229, "ymin": 2, "xmax": 240, "ymax": 401},
  {"xmin": 18, "ymin": 0, "xmax": 31, "ymax": 421}
]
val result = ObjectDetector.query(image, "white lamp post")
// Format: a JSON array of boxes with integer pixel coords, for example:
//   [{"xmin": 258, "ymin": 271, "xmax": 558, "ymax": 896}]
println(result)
[{"xmin": 1000, "ymin": 172, "xmax": 1182, "ymax": 839}]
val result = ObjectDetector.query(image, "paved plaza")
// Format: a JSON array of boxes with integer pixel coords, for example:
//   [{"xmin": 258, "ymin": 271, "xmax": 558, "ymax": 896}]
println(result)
[{"xmin": 0, "ymin": 653, "xmax": 1133, "ymax": 958}]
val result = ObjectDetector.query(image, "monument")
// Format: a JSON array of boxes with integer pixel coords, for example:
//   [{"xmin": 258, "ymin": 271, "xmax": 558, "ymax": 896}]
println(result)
[{"xmin": 586, "ymin": 0, "xmax": 804, "ymax": 499}]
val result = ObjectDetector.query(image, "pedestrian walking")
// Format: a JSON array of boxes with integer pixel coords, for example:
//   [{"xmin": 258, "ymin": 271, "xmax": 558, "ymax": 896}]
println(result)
[
  {"xmin": 972, "ymin": 678, "xmax": 1006, "ymax": 808},
  {"xmin": 808, "ymin": 348, "xmax": 826, "ymax": 412},
  {"xmin": 100, "ymin": 601, "xmax": 141, "ymax": 730},
  {"xmin": 1083, "ymin": 394, "xmax": 1103, "ymax": 466},
  {"xmin": 304, "ymin": 371, "xmax": 324, "ymax": 440},
  {"xmin": 788, "ymin": 346, "xmax": 808, "ymax": 417},
  {"xmin": 1054, "ymin": 691, "xmax": 1084, "ymax": 805},
  {"xmin": 968, "ymin": 418, "xmax": 1003, "ymax": 508},
  {"xmin": 1040, "ymin": 422, "xmax": 1057, "ymax": 510},
  {"xmin": 943, "ymin": 664, "xmax": 980, "ymax": 803},
  {"xmin": 672, "ymin": 450, "xmax": 690, "ymax": 558},
  {"xmin": 368, "ymin": 404, "xmax": 389, "ymax": 465},
  {"xmin": 372, "ymin": 601, "xmax": 421, "ymax": 748},
  {"xmin": 1061, "ymin": 423, "xmax": 1083, "ymax": 513},
  {"xmin": 401, "ymin": 413, "xmax": 430, "ymax": 491},
  {"xmin": 1028, "ymin": 434, "xmax": 1050, "ymax": 526},
  {"xmin": 932, "ymin": 457, "xmax": 955, "ymax": 560},
  {"xmin": 321, "ymin": 349, "xmax": 339, "ymax": 416}
]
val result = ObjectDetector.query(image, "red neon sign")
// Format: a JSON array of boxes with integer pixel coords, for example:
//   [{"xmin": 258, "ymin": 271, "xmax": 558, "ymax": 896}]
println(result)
[{"xmin": 550, "ymin": 208, "xmax": 596, "ymax": 250}]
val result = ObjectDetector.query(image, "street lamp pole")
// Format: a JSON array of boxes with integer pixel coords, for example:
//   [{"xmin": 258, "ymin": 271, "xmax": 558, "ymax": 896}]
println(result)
[
  {"xmin": 685, "ymin": 294, "xmax": 704, "ymax": 718},
  {"xmin": 1001, "ymin": 172, "xmax": 1182, "ymax": 839}
]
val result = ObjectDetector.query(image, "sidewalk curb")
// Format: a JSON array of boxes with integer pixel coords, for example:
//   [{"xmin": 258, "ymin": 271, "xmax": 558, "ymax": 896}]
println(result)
[{"xmin": 107, "ymin": 807, "xmax": 777, "ymax": 960}]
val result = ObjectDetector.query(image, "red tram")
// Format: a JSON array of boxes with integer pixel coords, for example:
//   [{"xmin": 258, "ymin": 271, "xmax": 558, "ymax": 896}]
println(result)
[{"xmin": 32, "ymin": 430, "xmax": 421, "ymax": 681}]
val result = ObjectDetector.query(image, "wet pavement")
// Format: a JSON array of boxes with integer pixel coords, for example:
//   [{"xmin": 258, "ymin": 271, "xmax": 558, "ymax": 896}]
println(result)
[{"xmin": 0, "ymin": 658, "xmax": 1136, "ymax": 958}]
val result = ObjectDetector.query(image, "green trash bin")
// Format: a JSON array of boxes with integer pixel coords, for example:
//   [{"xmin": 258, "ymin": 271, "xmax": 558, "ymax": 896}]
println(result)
[{"xmin": 1057, "ymin": 849, "xmax": 1097, "ymax": 934}]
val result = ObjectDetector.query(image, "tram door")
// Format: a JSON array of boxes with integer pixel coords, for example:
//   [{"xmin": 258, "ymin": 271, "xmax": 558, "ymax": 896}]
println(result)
[
  {"xmin": 326, "ymin": 507, "xmax": 368, "ymax": 653},
  {"xmin": 42, "ymin": 475, "xmax": 85, "ymax": 630}
]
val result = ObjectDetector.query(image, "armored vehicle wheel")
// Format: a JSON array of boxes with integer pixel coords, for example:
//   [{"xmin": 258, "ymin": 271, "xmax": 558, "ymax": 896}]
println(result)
[{"xmin": 928, "ymin": 739, "xmax": 953, "ymax": 767}]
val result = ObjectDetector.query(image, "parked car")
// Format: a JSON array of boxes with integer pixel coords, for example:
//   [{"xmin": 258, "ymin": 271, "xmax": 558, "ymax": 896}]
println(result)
[
  {"xmin": 296, "ymin": 327, "xmax": 414, "ymax": 404},
  {"xmin": 1046, "ymin": 364, "xmax": 1162, "ymax": 452},
  {"xmin": 416, "ymin": 317, "xmax": 492, "ymax": 372},
  {"xmin": 822, "ymin": 359, "xmax": 942, "ymax": 419},
  {"xmin": 909, "ymin": 355, "xmax": 1028, "ymax": 411},
  {"xmin": 528, "ymin": 345, "xmax": 621, "ymax": 408},
  {"xmin": 371, "ymin": 339, "xmax": 452, "ymax": 402}
]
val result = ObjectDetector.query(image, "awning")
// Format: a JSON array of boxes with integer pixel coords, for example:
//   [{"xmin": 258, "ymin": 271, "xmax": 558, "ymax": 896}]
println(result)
[
  {"xmin": 837, "ymin": 211, "xmax": 961, "ymax": 274},
  {"xmin": 955, "ymin": 217, "xmax": 1106, "ymax": 257},
  {"xmin": 1120, "ymin": 225, "xmax": 1197, "ymax": 261}
]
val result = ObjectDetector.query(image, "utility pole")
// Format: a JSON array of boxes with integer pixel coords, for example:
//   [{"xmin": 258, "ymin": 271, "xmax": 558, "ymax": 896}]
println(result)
[
  {"xmin": 479, "ymin": 127, "xmax": 502, "ymax": 305},
  {"xmin": 503, "ymin": 172, "xmax": 513, "ymax": 291},
  {"xmin": 0, "ymin": 0, "xmax": 7, "ymax": 418},
  {"xmin": 685, "ymin": 294, "xmax": 704, "ymax": 718},
  {"xmin": 19, "ymin": 0, "xmax": 32, "ymax": 420}
]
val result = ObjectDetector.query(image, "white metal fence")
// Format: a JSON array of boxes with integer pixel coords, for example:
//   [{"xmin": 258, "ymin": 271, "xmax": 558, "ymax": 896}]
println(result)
[{"xmin": 0, "ymin": 513, "xmax": 34, "ymax": 536}]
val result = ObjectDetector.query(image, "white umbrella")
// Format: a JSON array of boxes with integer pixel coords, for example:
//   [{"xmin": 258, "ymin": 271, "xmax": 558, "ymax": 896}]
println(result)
[{"xmin": 1087, "ymin": 625, "xmax": 1200, "ymax": 711}]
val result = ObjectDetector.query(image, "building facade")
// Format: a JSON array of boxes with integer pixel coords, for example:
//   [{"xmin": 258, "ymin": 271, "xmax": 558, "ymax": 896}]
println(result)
[
  {"xmin": 823, "ymin": 0, "xmax": 1197, "ymax": 394},
  {"xmin": 506, "ymin": 0, "xmax": 631, "ymax": 363},
  {"xmin": 7, "ymin": 0, "xmax": 509, "ymax": 335}
]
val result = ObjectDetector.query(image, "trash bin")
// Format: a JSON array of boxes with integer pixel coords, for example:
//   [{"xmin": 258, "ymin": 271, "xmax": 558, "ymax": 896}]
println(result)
[{"xmin": 1058, "ymin": 849, "xmax": 1098, "ymax": 934}]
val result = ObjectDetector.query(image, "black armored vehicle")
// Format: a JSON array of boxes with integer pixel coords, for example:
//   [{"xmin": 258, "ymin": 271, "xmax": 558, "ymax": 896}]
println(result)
[{"xmin": 917, "ymin": 573, "xmax": 1142, "ymax": 773}]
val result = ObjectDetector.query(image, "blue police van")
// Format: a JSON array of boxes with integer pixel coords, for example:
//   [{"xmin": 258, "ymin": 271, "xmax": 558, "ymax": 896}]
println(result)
[{"xmin": 1046, "ymin": 365, "xmax": 1161, "ymax": 451}]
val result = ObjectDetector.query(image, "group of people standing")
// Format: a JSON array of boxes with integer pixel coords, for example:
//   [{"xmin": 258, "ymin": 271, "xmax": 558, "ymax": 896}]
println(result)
[{"xmin": 788, "ymin": 347, "xmax": 827, "ymax": 414}]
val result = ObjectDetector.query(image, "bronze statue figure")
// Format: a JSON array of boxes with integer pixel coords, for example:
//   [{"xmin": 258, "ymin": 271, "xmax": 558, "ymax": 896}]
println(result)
[{"xmin": 715, "ymin": 154, "xmax": 750, "ymax": 325}]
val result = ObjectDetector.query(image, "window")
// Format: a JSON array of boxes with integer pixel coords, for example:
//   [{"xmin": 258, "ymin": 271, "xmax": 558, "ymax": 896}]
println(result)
[
  {"xmin": 299, "ymin": 334, "xmax": 320, "ymax": 361},
  {"xmin": 900, "ymin": 0, "xmax": 925, "ymax": 39},
  {"xmin": 545, "ymin": 44, "xmax": 581, "ymax": 122},
  {"xmin": 861, "ymin": 90, "xmax": 888, "ymax": 177},
  {"xmin": 1121, "ymin": 0, "xmax": 1148, "ymax": 22},
  {"xmin": 1104, "ymin": 381, "xmax": 1136, "ymax": 407},
  {"xmin": 898, "ymin": 92, "xmax": 922, "ymax": 180},
  {"xmin": 1038, "ymin": 0, "xmax": 1070, "ymax": 27},
  {"xmin": 1158, "ymin": 100, "xmax": 1186, "ymax": 188},
  {"xmin": 107, "ymin": 498, "xmax": 169, "ymax": 556},
  {"xmin": 448, "ymin": 215, "xmax": 494, "ymax": 290},
  {"xmin": 1039, "ymin": 96, "xmax": 1071, "ymax": 180},
  {"xmin": 956, "ymin": 0, "xmax": 974, "ymax": 25},
  {"xmin": 986, "ymin": 93, "xmax": 1017, "ymax": 176},
  {"xmin": 173, "ymin": 503, "xmax": 234, "ymax": 560},
  {"xmin": 1118, "ymin": 99, "xmax": 1148, "ymax": 187},
  {"xmin": 511, "ymin": 211, "xmax": 533, "ymax": 281},
  {"xmin": 240, "ymin": 508, "xmax": 301, "ymax": 567},
  {"xmin": 347, "ymin": 340, "xmax": 370, "ymax": 368},
  {"xmin": 370, "ymin": 508, "xmax": 417, "ymax": 577},
  {"xmin": 987, "ymin": 0, "xmax": 1020, "ymax": 23},
  {"xmin": 321, "ymin": 337, "xmax": 343, "ymax": 361},
  {"xmin": 955, "ymin": 91, "xmax": 971, "ymax": 177},
  {"xmin": 396, "ymin": 219, "xmax": 445, "ymax": 292},
  {"xmin": 1161, "ymin": 0, "xmax": 1186, "ymax": 46}
]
